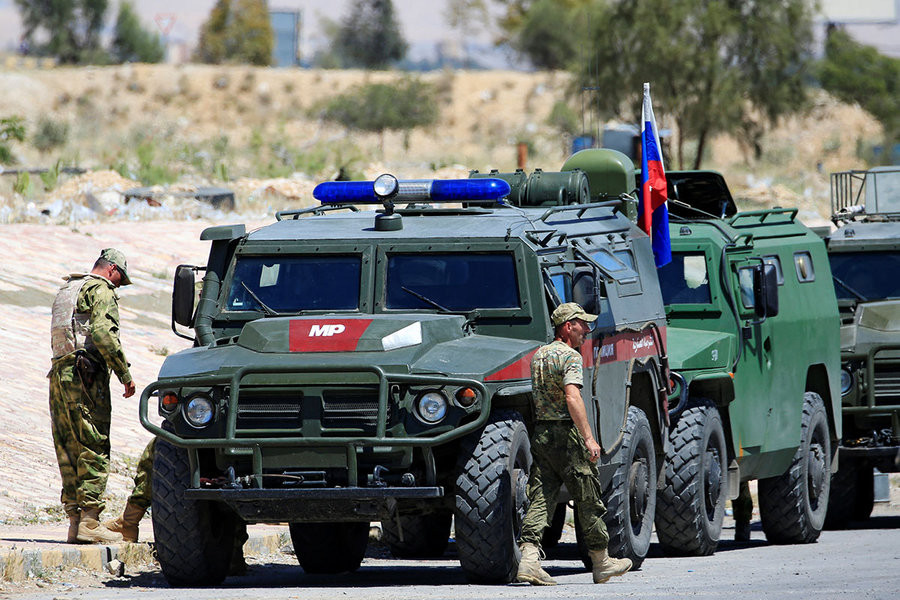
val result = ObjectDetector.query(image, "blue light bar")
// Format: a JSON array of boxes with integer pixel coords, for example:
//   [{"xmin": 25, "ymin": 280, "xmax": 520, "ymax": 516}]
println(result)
[{"xmin": 314, "ymin": 178, "xmax": 511, "ymax": 204}]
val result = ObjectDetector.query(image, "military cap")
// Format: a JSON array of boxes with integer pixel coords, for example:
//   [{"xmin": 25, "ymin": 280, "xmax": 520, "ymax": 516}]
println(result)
[
  {"xmin": 100, "ymin": 248, "xmax": 132, "ymax": 286},
  {"xmin": 551, "ymin": 302, "xmax": 597, "ymax": 327}
]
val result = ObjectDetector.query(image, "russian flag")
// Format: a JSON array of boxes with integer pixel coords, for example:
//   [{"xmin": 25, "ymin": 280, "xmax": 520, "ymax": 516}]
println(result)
[{"xmin": 640, "ymin": 83, "xmax": 672, "ymax": 268}]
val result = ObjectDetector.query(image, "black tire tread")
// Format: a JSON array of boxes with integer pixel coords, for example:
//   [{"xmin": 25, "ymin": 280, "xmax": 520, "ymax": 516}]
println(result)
[
  {"xmin": 454, "ymin": 410, "xmax": 529, "ymax": 584},
  {"xmin": 758, "ymin": 392, "xmax": 831, "ymax": 544},
  {"xmin": 655, "ymin": 399, "xmax": 726, "ymax": 556},
  {"xmin": 152, "ymin": 439, "xmax": 234, "ymax": 586}
]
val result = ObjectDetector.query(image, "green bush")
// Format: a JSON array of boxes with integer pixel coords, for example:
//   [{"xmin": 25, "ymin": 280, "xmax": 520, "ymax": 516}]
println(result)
[
  {"xmin": 0, "ymin": 116, "xmax": 26, "ymax": 164},
  {"xmin": 33, "ymin": 118, "xmax": 69, "ymax": 153},
  {"xmin": 317, "ymin": 78, "xmax": 438, "ymax": 135}
]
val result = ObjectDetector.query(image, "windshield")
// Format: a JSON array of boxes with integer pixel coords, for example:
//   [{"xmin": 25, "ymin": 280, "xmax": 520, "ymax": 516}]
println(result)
[
  {"xmin": 226, "ymin": 255, "xmax": 361, "ymax": 312},
  {"xmin": 385, "ymin": 253, "xmax": 520, "ymax": 311},
  {"xmin": 657, "ymin": 252, "xmax": 712, "ymax": 305},
  {"xmin": 829, "ymin": 252, "xmax": 900, "ymax": 301}
]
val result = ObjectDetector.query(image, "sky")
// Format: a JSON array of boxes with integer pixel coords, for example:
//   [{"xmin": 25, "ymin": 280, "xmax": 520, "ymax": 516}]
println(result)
[{"xmin": 0, "ymin": 0, "xmax": 506, "ymax": 64}]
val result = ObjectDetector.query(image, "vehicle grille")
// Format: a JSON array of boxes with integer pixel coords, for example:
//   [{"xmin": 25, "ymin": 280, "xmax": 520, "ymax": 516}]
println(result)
[
  {"xmin": 872, "ymin": 365, "xmax": 900, "ymax": 406},
  {"xmin": 322, "ymin": 389, "xmax": 383, "ymax": 432},
  {"xmin": 236, "ymin": 393, "xmax": 303, "ymax": 430}
]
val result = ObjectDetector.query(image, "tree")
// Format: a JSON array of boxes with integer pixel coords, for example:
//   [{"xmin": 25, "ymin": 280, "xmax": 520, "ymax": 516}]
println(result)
[
  {"xmin": 331, "ymin": 0, "xmax": 408, "ymax": 69},
  {"xmin": 579, "ymin": 0, "xmax": 816, "ymax": 169},
  {"xmin": 111, "ymin": 2, "xmax": 165, "ymax": 64},
  {"xmin": 14, "ymin": 0, "xmax": 109, "ymax": 64},
  {"xmin": 316, "ymin": 78, "xmax": 438, "ymax": 151},
  {"xmin": 444, "ymin": 0, "xmax": 488, "ymax": 68},
  {"xmin": 195, "ymin": 0, "xmax": 273, "ymax": 66},
  {"xmin": 818, "ymin": 27, "xmax": 900, "ymax": 157},
  {"xmin": 487, "ymin": 0, "xmax": 592, "ymax": 69}
]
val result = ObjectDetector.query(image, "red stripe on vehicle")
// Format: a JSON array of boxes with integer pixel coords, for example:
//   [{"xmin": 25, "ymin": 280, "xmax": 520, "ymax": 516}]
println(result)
[
  {"xmin": 289, "ymin": 319, "xmax": 373, "ymax": 352},
  {"xmin": 585, "ymin": 326, "xmax": 666, "ymax": 366},
  {"xmin": 485, "ymin": 349, "xmax": 539, "ymax": 382}
]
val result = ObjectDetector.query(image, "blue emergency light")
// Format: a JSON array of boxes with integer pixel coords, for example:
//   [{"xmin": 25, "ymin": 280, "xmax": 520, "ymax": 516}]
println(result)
[{"xmin": 314, "ymin": 174, "xmax": 511, "ymax": 205}]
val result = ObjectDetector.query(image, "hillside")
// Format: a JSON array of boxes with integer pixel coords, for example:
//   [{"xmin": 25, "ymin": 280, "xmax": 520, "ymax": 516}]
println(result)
[{"xmin": 0, "ymin": 63, "xmax": 885, "ymax": 227}]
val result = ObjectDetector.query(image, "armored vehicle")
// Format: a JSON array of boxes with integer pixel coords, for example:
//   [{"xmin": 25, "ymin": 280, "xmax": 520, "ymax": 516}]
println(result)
[
  {"xmin": 140, "ymin": 155, "xmax": 671, "ymax": 586},
  {"xmin": 824, "ymin": 166, "xmax": 900, "ymax": 528},
  {"xmin": 652, "ymin": 170, "xmax": 841, "ymax": 554}
]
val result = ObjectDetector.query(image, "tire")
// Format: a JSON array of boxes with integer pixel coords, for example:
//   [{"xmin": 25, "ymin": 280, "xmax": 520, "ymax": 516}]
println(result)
[
  {"xmin": 381, "ymin": 512, "xmax": 452, "ymax": 558},
  {"xmin": 454, "ymin": 410, "xmax": 531, "ymax": 584},
  {"xmin": 541, "ymin": 503, "xmax": 567, "ymax": 549},
  {"xmin": 152, "ymin": 438, "xmax": 236, "ymax": 586},
  {"xmin": 602, "ymin": 406, "xmax": 657, "ymax": 569},
  {"xmin": 825, "ymin": 462, "xmax": 874, "ymax": 529},
  {"xmin": 289, "ymin": 522, "xmax": 369, "ymax": 574},
  {"xmin": 759, "ymin": 392, "xmax": 831, "ymax": 544},
  {"xmin": 655, "ymin": 399, "xmax": 727, "ymax": 556}
]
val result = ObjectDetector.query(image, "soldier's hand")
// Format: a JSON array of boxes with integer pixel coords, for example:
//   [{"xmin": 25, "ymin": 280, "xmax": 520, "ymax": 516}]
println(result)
[
  {"xmin": 586, "ymin": 438, "xmax": 601, "ymax": 463},
  {"xmin": 123, "ymin": 381, "xmax": 136, "ymax": 398}
]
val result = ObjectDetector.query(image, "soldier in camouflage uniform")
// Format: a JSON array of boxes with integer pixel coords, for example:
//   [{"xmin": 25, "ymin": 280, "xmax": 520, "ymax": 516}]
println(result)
[
  {"xmin": 516, "ymin": 303, "xmax": 633, "ymax": 586},
  {"xmin": 49, "ymin": 248, "xmax": 136, "ymax": 544},
  {"xmin": 104, "ymin": 438, "xmax": 155, "ymax": 542}
]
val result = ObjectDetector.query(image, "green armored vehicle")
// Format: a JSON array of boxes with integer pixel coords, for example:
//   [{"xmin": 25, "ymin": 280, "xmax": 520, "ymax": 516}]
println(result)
[
  {"xmin": 650, "ymin": 170, "xmax": 842, "ymax": 554},
  {"xmin": 140, "ymin": 154, "xmax": 672, "ymax": 585},
  {"xmin": 824, "ymin": 166, "xmax": 900, "ymax": 527}
]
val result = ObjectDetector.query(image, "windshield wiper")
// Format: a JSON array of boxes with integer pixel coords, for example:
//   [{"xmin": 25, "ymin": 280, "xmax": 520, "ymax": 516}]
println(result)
[
  {"xmin": 401, "ymin": 286, "xmax": 452, "ymax": 313},
  {"xmin": 832, "ymin": 275, "xmax": 868, "ymax": 302},
  {"xmin": 241, "ymin": 281, "xmax": 283, "ymax": 316}
]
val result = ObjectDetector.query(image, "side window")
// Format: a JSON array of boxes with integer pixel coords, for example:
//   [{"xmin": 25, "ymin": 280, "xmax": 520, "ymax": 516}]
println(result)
[
  {"xmin": 738, "ymin": 267, "xmax": 756, "ymax": 309},
  {"xmin": 550, "ymin": 272, "xmax": 571, "ymax": 303},
  {"xmin": 794, "ymin": 251, "xmax": 815, "ymax": 283},
  {"xmin": 658, "ymin": 252, "xmax": 712, "ymax": 305},
  {"xmin": 763, "ymin": 255, "xmax": 784, "ymax": 285}
]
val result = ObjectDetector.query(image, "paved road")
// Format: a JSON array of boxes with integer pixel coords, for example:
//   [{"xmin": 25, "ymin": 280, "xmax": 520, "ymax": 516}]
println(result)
[{"xmin": 9, "ymin": 516, "xmax": 900, "ymax": 600}]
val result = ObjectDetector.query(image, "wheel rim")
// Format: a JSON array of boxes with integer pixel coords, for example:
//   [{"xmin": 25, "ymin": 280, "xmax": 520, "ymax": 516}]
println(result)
[
  {"xmin": 807, "ymin": 440, "xmax": 827, "ymax": 511},
  {"xmin": 512, "ymin": 466, "xmax": 529, "ymax": 538},
  {"xmin": 629, "ymin": 456, "xmax": 650, "ymax": 527},
  {"xmin": 704, "ymin": 442, "xmax": 723, "ymax": 521}
]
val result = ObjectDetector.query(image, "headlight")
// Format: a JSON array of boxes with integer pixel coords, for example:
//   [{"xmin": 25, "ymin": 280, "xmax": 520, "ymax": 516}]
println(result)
[
  {"xmin": 416, "ymin": 391, "xmax": 447, "ymax": 424},
  {"xmin": 840, "ymin": 369, "xmax": 853, "ymax": 396},
  {"xmin": 184, "ymin": 394, "xmax": 215, "ymax": 428}
]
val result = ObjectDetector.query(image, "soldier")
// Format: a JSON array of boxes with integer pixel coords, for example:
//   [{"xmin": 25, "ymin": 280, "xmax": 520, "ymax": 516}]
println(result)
[
  {"xmin": 105, "ymin": 438, "xmax": 155, "ymax": 542},
  {"xmin": 733, "ymin": 481, "xmax": 753, "ymax": 542},
  {"xmin": 105, "ymin": 439, "xmax": 249, "ymax": 573},
  {"xmin": 516, "ymin": 302, "xmax": 633, "ymax": 586},
  {"xmin": 49, "ymin": 248, "xmax": 136, "ymax": 544}
]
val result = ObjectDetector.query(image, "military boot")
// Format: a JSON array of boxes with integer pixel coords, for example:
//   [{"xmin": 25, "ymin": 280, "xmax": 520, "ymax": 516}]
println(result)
[
  {"xmin": 103, "ymin": 502, "xmax": 146, "ymax": 543},
  {"xmin": 515, "ymin": 542, "xmax": 557, "ymax": 586},
  {"xmin": 65, "ymin": 504, "xmax": 80, "ymax": 544},
  {"xmin": 76, "ymin": 507, "xmax": 123, "ymax": 544},
  {"xmin": 588, "ymin": 548, "xmax": 632, "ymax": 583}
]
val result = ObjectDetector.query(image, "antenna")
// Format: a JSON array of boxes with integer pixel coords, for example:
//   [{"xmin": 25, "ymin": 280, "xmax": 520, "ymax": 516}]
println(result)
[{"xmin": 579, "ymin": 10, "xmax": 600, "ymax": 149}]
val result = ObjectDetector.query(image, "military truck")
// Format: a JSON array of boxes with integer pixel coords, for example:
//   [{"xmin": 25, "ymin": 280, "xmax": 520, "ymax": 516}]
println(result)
[
  {"xmin": 650, "ymin": 168, "xmax": 842, "ymax": 554},
  {"xmin": 140, "ymin": 152, "xmax": 671, "ymax": 586},
  {"xmin": 824, "ymin": 166, "xmax": 900, "ymax": 528},
  {"xmin": 479, "ymin": 154, "xmax": 842, "ymax": 556}
]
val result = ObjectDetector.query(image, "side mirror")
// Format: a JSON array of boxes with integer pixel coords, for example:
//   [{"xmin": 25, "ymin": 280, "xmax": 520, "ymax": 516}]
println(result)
[
  {"xmin": 172, "ymin": 266, "xmax": 196, "ymax": 327},
  {"xmin": 572, "ymin": 267, "xmax": 599, "ymax": 315},
  {"xmin": 753, "ymin": 264, "xmax": 779, "ymax": 319}
]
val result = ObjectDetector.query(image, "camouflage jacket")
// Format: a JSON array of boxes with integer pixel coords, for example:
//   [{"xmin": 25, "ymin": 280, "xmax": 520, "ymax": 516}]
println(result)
[
  {"xmin": 531, "ymin": 340, "xmax": 583, "ymax": 420},
  {"xmin": 53, "ymin": 276, "xmax": 132, "ymax": 385}
]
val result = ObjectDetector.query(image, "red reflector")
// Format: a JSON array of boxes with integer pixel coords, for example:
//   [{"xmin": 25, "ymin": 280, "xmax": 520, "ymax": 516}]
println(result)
[
  {"xmin": 162, "ymin": 393, "xmax": 179, "ymax": 409},
  {"xmin": 456, "ymin": 387, "xmax": 477, "ymax": 407}
]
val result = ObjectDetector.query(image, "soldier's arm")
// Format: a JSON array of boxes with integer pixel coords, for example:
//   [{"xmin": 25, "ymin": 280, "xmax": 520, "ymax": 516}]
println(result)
[
  {"xmin": 565, "ymin": 384, "xmax": 601, "ymax": 462},
  {"xmin": 83, "ymin": 282, "xmax": 133, "ymax": 386}
]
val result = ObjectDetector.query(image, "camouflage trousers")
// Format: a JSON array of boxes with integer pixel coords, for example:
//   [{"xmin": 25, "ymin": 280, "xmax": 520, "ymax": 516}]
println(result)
[
  {"xmin": 519, "ymin": 420, "xmax": 609, "ymax": 551},
  {"xmin": 48, "ymin": 358, "xmax": 112, "ymax": 512},
  {"xmin": 127, "ymin": 438, "xmax": 156, "ymax": 509},
  {"xmin": 732, "ymin": 480, "xmax": 753, "ymax": 526}
]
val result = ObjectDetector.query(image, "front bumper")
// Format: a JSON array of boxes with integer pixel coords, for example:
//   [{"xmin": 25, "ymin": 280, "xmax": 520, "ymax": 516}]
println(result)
[{"xmin": 140, "ymin": 363, "xmax": 489, "ymax": 488}]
